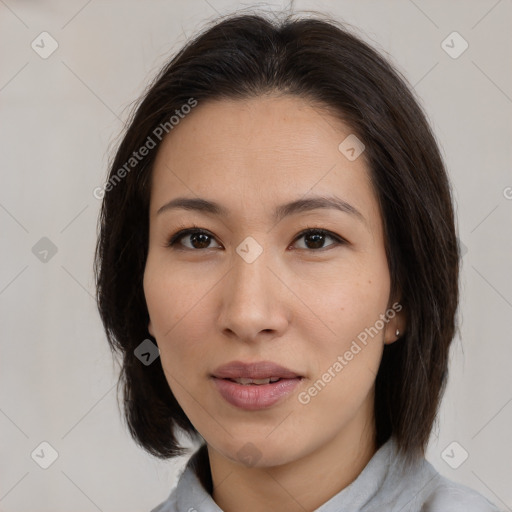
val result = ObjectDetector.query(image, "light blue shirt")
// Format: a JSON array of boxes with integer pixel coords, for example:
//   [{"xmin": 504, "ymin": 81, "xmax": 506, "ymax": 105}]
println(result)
[{"xmin": 151, "ymin": 437, "xmax": 502, "ymax": 511}]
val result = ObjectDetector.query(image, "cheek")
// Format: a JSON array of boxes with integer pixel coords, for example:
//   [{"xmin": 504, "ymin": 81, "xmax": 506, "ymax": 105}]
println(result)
[
  {"xmin": 143, "ymin": 251, "xmax": 209, "ymax": 423},
  {"xmin": 143, "ymin": 256, "xmax": 214, "ymax": 372},
  {"xmin": 144, "ymin": 254, "xmax": 204, "ymax": 333},
  {"xmin": 300, "ymin": 269, "xmax": 388, "ymax": 412},
  {"xmin": 299, "ymin": 258, "xmax": 390, "ymax": 343}
]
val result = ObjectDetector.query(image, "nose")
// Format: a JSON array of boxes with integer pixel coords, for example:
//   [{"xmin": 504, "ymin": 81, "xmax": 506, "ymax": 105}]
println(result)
[{"xmin": 217, "ymin": 246, "xmax": 290, "ymax": 343}]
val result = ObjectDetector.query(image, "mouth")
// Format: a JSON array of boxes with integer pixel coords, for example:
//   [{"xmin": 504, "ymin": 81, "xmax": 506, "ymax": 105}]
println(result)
[
  {"xmin": 210, "ymin": 360, "xmax": 304, "ymax": 410},
  {"xmin": 222, "ymin": 376, "xmax": 286, "ymax": 385},
  {"xmin": 211, "ymin": 360, "xmax": 303, "ymax": 380}
]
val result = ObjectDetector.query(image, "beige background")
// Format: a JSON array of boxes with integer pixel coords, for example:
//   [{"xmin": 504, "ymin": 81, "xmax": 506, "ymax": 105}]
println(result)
[{"xmin": 1, "ymin": 0, "xmax": 511, "ymax": 510}]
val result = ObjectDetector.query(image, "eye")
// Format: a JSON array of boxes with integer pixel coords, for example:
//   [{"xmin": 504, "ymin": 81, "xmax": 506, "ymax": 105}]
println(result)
[
  {"xmin": 166, "ymin": 226, "xmax": 346, "ymax": 251},
  {"xmin": 291, "ymin": 227, "xmax": 345, "ymax": 251},
  {"xmin": 166, "ymin": 226, "xmax": 221, "ymax": 250}
]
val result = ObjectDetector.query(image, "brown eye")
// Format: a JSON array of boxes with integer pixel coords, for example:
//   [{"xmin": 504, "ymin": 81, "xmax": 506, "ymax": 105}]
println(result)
[
  {"xmin": 292, "ymin": 228, "xmax": 345, "ymax": 251},
  {"xmin": 167, "ymin": 229, "xmax": 221, "ymax": 250}
]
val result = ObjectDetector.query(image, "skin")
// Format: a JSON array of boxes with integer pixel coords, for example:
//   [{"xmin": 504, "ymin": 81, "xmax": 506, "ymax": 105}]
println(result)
[{"xmin": 143, "ymin": 94, "xmax": 405, "ymax": 512}]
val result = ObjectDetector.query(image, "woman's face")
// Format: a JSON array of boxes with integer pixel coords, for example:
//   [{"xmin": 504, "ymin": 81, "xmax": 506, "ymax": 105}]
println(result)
[{"xmin": 143, "ymin": 94, "xmax": 402, "ymax": 468}]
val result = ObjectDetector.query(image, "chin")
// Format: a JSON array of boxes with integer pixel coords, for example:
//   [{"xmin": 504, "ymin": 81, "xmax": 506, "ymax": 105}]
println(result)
[{"xmin": 231, "ymin": 437, "xmax": 308, "ymax": 469}]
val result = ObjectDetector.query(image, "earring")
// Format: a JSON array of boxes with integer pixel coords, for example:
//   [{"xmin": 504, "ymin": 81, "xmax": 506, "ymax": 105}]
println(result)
[{"xmin": 395, "ymin": 329, "xmax": 400, "ymax": 338}]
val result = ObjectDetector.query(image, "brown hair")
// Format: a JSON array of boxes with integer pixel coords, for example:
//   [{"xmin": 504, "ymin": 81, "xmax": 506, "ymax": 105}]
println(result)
[{"xmin": 94, "ymin": 11, "xmax": 460, "ymax": 469}]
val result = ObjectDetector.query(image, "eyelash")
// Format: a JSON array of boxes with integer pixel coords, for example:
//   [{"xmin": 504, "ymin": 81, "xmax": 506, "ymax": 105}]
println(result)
[{"xmin": 165, "ymin": 224, "xmax": 347, "ymax": 251}]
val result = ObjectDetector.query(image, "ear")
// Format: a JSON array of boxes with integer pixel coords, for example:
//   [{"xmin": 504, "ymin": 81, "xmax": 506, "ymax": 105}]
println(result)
[{"xmin": 383, "ymin": 301, "xmax": 406, "ymax": 345}]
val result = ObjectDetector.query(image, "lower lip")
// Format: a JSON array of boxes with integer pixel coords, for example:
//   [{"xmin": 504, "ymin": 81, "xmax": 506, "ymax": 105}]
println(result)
[{"xmin": 211, "ymin": 377, "xmax": 303, "ymax": 410}]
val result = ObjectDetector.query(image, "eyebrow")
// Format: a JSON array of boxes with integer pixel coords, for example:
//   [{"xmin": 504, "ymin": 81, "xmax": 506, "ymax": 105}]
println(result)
[{"xmin": 156, "ymin": 194, "xmax": 367, "ymax": 227}]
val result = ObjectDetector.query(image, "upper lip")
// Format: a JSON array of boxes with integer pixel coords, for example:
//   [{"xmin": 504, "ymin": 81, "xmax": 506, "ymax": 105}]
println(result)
[{"xmin": 212, "ymin": 360, "xmax": 302, "ymax": 380}]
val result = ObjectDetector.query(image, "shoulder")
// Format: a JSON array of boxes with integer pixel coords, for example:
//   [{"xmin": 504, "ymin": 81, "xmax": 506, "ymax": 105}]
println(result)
[
  {"xmin": 378, "ymin": 439, "xmax": 502, "ymax": 512},
  {"xmin": 420, "ymin": 474, "xmax": 502, "ymax": 512}
]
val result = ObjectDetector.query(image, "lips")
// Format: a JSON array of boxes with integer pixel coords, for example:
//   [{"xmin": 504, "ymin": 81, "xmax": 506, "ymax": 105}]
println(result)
[
  {"xmin": 211, "ymin": 360, "xmax": 302, "ymax": 380},
  {"xmin": 210, "ymin": 361, "xmax": 304, "ymax": 410}
]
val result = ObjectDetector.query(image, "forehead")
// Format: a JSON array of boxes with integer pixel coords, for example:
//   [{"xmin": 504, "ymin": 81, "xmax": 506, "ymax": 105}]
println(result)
[{"xmin": 149, "ymin": 95, "xmax": 379, "ymax": 230}]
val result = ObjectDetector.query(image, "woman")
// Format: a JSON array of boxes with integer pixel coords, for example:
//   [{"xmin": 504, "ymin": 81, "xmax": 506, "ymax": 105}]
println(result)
[{"xmin": 94, "ymin": 11, "xmax": 501, "ymax": 512}]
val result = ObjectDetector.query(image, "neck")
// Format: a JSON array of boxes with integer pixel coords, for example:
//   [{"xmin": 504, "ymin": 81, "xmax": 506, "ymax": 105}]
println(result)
[{"xmin": 206, "ymin": 398, "xmax": 377, "ymax": 512}]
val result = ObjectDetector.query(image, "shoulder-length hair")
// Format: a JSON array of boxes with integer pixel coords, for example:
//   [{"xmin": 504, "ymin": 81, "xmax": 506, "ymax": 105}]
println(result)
[{"xmin": 94, "ymin": 11, "xmax": 460, "ymax": 467}]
